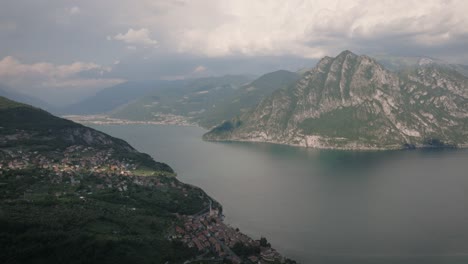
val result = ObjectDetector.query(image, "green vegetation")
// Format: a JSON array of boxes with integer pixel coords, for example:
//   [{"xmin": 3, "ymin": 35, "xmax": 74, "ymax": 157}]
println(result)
[
  {"xmin": 0, "ymin": 96, "xmax": 220, "ymax": 263},
  {"xmin": 207, "ymin": 119, "xmax": 241, "ymax": 134},
  {"xmin": 259, "ymin": 237, "xmax": 271, "ymax": 248},
  {"xmin": 0, "ymin": 169, "xmax": 206, "ymax": 264},
  {"xmin": 0, "ymin": 96, "xmax": 32, "ymax": 109},
  {"xmin": 299, "ymin": 108, "xmax": 360, "ymax": 137},
  {"xmin": 0, "ymin": 96, "xmax": 75, "ymax": 130},
  {"xmin": 231, "ymin": 242, "xmax": 260, "ymax": 257},
  {"xmin": 298, "ymin": 106, "xmax": 388, "ymax": 142}
]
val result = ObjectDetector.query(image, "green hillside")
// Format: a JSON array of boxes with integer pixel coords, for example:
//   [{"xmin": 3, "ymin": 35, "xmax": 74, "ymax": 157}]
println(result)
[{"xmin": 0, "ymin": 96, "xmax": 218, "ymax": 263}]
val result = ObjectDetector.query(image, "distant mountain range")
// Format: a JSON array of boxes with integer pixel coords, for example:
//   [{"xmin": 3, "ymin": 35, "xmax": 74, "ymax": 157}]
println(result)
[
  {"xmin": 60, "ymin": 80, "xmax": 187, "ymax": 115},
  {"xmin": 204, "ymin": 51, "xmax": 468, "ymax": 150},
  {"xmin": 109, "ymin": 72, "xmax": 300, "ymax": 128},
  {"xmin": 373, "ymin": 54, "xmax": 468, "ymax": 77},
  {"xmin": 0, "ymin": 84, "xmax": 53, "ymax": 111}
]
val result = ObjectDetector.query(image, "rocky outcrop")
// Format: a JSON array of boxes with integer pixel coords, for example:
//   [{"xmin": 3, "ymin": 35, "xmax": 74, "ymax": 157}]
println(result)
[{"xmin": 204, "ymin": 51, "xmax": 468, "ymax": 150}]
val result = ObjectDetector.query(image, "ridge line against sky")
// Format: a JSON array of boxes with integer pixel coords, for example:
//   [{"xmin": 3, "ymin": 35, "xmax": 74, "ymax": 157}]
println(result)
[{"xmin": 1, "ymin": 0, "xmax": 467, "ymax": 105}]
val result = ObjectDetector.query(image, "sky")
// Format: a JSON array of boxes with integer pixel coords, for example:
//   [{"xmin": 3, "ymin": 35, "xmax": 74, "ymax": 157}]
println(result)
[{"xmin": 1, "ymin": 0, "xmax": 468, "ymax": 105}]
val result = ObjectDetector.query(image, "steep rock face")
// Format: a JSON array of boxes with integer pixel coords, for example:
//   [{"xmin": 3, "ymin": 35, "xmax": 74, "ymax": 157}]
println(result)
[{"xmin": 204, "ymin": 51, "xmax": 468, "ymax": 149}]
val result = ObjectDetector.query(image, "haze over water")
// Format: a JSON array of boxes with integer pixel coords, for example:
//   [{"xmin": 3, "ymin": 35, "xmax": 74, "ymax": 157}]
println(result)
[{"xmin": 92, "ymin": 124, "xmax": 468, "ymax": 264}]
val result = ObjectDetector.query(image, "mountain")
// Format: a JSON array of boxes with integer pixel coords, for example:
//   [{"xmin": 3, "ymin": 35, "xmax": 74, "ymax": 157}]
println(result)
[
  {"xmin": 204, "ymin": 51, "xmax": 468, "ymax": 150},
  {"xmin": 0, "ymin": 84, "xmax": 52, "ymax": 111},
  {"xmin": 373, "ymin": 55, "xmax": 468, "ymax": 77},
  {"xmin": 61, "ymin": 80, "xmax": 185, "ymax": 115},
  {"xmin": 111, "ymin": 72, "xmax": 299, "ymax": 128},
  {"xmin": 195, "ymin": 70, "xmax": 300, "ymax": 127},
  {"xmin": 110, "ymin": 75, "xmax": 256, "ymax": 128}
]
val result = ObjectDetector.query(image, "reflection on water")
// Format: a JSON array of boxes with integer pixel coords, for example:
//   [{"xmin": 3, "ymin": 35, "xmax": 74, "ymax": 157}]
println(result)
[{"xmin": 91, "ymin": 124, "xmax": 468, "ymax": 264}]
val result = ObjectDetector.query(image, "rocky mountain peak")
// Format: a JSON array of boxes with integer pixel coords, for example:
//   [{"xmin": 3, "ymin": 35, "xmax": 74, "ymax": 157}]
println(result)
[
  {"xmin": 336, "ymin": 49, "xmax": 358, "ymax": 58},
  {"xmin": 204, "ymin": 52, "xmax": 468, "ymax": 150}
]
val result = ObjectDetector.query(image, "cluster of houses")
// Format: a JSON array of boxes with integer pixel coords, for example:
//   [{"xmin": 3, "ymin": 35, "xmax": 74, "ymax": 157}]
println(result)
[
  {"xmin": 0, "ymin": 144, "xmax": 198, "ymax": 199},
  {"xmin": 174, "ymin": 212, "xmax": 283, "ymax": 263},
  {"xmin": 2, "ymin": 145, "xmax": 136, "ymax": 176},
  {"xmin": 3, "ymin": 145, "xmax": 137, "ymax": 186}
]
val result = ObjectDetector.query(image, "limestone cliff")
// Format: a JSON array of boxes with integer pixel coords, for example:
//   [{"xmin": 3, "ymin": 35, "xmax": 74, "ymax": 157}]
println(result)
[{"xmin": 204, "ymin": 51, "xmax": 468, "ymax": 150}]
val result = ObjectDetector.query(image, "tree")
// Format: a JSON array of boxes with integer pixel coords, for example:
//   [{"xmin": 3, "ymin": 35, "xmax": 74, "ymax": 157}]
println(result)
[{"xmin": 259, "ymin": 237, "xmax": 271, "ymax": 248}]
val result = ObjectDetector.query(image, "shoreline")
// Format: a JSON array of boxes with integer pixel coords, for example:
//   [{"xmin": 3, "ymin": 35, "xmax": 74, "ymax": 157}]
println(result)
[
  {"xmin": 66, "ymin": 115, "xmax": 466, "ymax": 152},
  {"xmin": 203, "ymin": 136, "xmax": 466, "ymax": 151},
  {"xmin": 63, "ymin": 114, "xmax": 198, "ymax": 127}
]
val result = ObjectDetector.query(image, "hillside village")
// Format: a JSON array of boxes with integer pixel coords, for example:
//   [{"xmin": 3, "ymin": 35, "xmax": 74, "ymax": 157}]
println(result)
[
  {"xmin": 0, "ymin": 126, "xmax": 295, "ymax": 264},
  {"xmin": 174, "ymin": 211, "xmax": 288, "ymax": 263}
]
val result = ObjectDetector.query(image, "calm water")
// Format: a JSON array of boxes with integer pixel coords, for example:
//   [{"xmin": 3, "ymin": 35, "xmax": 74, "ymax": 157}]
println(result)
[{"xmin": 91, "ymin": 124, "xmax": 468, "ymax": 264}]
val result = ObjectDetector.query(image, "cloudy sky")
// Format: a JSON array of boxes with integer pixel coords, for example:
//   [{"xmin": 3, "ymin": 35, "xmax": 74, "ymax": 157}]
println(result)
[{"xmin": 1, "ymin": 0, "xmax": 467, "ymax": 105}]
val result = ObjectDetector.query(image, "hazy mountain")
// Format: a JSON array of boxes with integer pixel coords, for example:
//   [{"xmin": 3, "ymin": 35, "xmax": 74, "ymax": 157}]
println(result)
[
  {"xmin": 204, "ymin": 51, "xmax": 468, "ymax": 150},
  {"xmin": 111, "ymin": 72, "xmax": 299, "ymax": 128},
  {"xmin": 61, "ymin": 80, "xmax": 186, "ymax": 115},
  {"xmin": 0, "ymin": 84, "xmax": 52, "ymax": 111},
  {"xmin": 373, "ymin": 55, "xmax": 468, "ymax": 77},
  {"xmin": 110, "ymin": 75, "xmax": 256, "ymax": 128}
]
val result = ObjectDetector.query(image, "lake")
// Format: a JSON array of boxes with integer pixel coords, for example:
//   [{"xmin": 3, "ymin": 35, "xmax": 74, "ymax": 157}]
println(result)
[{"xmin": 91, "ymin": 124, "xmax": 468, "ymax": 264}]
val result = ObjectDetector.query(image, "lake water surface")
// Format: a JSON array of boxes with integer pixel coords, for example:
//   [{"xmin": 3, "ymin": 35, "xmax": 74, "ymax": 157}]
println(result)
[{"xmin": 91, "ymin": 124, "xmax": 468, "ymax": 264}]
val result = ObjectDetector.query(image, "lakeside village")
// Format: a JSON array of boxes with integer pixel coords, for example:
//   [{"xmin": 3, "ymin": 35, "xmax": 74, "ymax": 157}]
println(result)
[
  {"xmin": 172, "ymin": 205, "xmax": 290, "ymax": 264},
  {"xmin": 1, "ymin": 141, "xmax": 295, "ymax": 263},
  {"xmin": 64, "ymin": 114, "xmax": 195, "ymax": 126}
]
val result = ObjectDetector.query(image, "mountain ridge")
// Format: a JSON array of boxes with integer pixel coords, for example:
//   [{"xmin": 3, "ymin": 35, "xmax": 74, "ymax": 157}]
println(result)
[{"xmin": 109, "ymin": 73, "xmax": 299, "ymax": 128}]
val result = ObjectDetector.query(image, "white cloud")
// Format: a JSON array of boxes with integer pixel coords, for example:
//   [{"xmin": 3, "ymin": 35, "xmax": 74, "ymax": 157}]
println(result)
[
  {"xmin": 0, "ymin": 56, "xmax": 124, "ymax": 104},
  {"xmin": 112, "ymin": 0, "xmax": 468, "ymax": 58},
  {"xmin": 2, "ymin": 0, "xmax": 468, "ymax": 84},
  {"xmin": 113, "ymin": 28, "xmax": 158, "ymax": 46}
]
